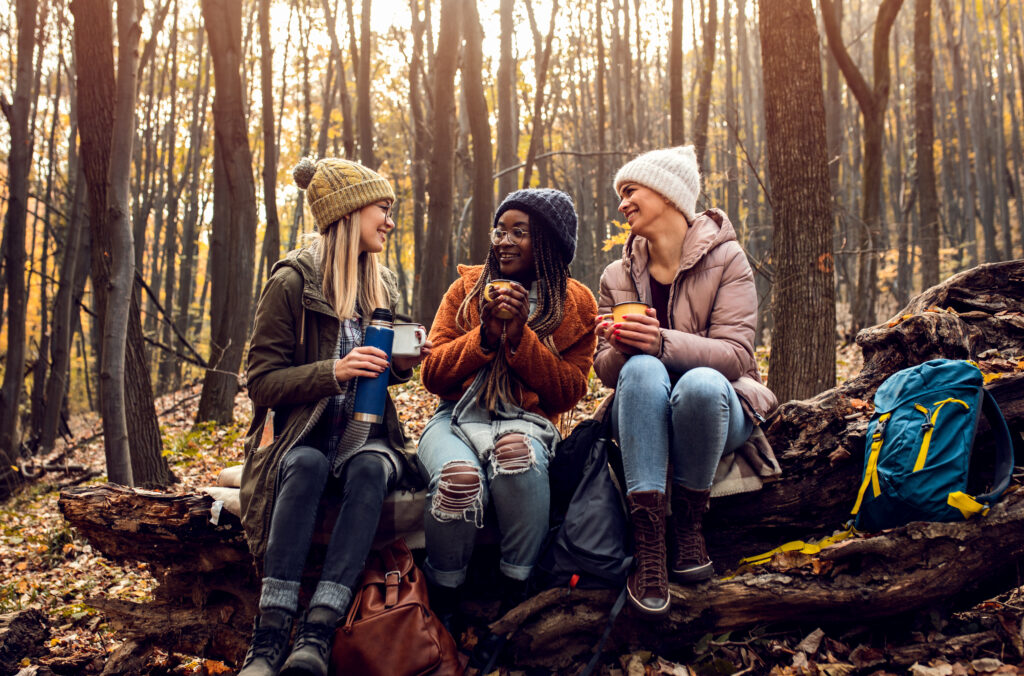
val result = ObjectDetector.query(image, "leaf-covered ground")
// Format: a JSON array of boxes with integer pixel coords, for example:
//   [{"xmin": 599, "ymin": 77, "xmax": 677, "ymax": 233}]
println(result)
[{"xmin": 5, "ymin": 347, "xmax": 1024, "ymax": 675}]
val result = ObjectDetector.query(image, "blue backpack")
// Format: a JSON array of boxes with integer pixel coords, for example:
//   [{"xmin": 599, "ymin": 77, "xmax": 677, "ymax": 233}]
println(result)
[{"xmin": 851, "ymin": 359, "xmax": 1015, "ymax": 531}]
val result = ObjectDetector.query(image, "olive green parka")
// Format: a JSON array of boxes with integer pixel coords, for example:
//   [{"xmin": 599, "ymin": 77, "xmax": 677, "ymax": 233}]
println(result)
[{"xmin": 239, "ymin": 243, "xmax": 419, "ymax": 559}]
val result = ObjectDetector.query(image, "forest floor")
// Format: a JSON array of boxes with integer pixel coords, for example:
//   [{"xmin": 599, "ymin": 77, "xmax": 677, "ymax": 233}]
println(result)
[{"xmin": 5, "ymin": 343, "xmax": 1024, "ymax": 675}]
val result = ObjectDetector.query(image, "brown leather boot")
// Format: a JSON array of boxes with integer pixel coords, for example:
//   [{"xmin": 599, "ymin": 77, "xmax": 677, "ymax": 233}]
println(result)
[
  {"xmin": 626, "ymin": 491, "xmax": 670, "ymax": 616},
  {"xmin": 670, "ymin": 484, "xmax": 714, "ymax": 583}
]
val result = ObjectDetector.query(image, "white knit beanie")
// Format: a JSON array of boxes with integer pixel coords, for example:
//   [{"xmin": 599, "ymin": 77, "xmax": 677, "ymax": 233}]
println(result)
[{"xmin": 613, "ymin": 145, "xmax": 702, "ymax": 223}]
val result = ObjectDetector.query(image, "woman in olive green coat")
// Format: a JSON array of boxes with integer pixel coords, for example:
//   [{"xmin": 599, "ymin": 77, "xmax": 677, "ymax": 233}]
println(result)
[{"xmin": 238, "ymin": 158, "xmax": 430, "ymax": 676}]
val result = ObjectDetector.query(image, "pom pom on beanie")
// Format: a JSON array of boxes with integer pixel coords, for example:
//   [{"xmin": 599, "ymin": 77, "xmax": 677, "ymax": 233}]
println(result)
[{"xmin": 292, "ymin": 157, "xmax": 395, "ymax": 233}]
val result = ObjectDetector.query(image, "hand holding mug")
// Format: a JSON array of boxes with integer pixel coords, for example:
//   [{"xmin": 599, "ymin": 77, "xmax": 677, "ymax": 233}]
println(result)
[
  {"xmin": 481, "ymin": 280, "xmax": 526, "ymax": 348},
  {"xmin": 500, "ymin": 283, "xmax": 531, "ymax": 348},
  {"xmin": 610, "ymin": 306, "xmax": 662, "ymax": 356}
]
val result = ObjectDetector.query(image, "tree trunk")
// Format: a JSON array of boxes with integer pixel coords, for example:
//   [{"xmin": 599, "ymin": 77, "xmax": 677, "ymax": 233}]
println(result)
[
  {"xmin": 760, "ymin": 0, "xmax": 836, "ymax": 402},
  {"xmin": 415, "ymin": 0, "xmax": 460, "ymax": 323},
  {"xmin": 496, "ymin": 0, "xmax": 517, "ymax": 199},
  {"xmin": 256, "ymin": 0, "xmax": 280, "ymax": 298},
  {"xmin": 692, "ymin": 0, "xmax": 717, "ymax": 171},
  {"xmin": 197, "ymin": 0, "xmax": 258, "ymax": 425},
  {"xmin": 937, "ymin": 0, "xmax": 976, "ymax": 271},
  {"xmin": 519, "ymin": 0, "xmax": 558, "ymax": 189},
  {"xmin": 99, "ymin": 0, "xmax": 143, "ymax": 486},
  {"xmin": 669, "ymin": 0, "xmax": 683, "ymax": 145},
  {"xmin": 39, "ymin": 158, "xmax": 88, "ymax": 455},
  {"xmin": 173, "ymin": 33, "xmax": 209, "ymax": 389},
  {"xmin": 408, "ymin": 0, "xmax": 428, "ymax": 322},
  {"xmin": 461, "ymin": 0, "xmax": 494, "ymax": 264},
  {"xmin": 915, "ymin": 0, "xmax": 940, "ymax": 289},
  {"xmin": 358, "ymin": 0, "xmax": 376, "ymax": 169},
  {"xmin": 0, "ymin": 0, "xmax": 37, "ymax": 486},
  {"xmin": 157, "ymin": 3, "xmax": 182, "ymax": 391},
  {"xmin": 819, "ymin": 0, "xmax": 904, "ymax": 335}
]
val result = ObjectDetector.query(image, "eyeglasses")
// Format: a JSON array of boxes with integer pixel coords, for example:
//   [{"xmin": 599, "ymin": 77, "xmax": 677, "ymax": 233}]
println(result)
[{"xmin": 490, "ymin": 226, "xmax": 529, "ymax": 246}]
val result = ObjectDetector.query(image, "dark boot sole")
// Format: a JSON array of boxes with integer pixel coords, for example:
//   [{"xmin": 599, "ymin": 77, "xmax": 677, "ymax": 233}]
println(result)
[
  {"xmin": 279, "ymin": 654, "xmax": 327, "ymax": 676},
  {"xmin": 670, "ymin": 561, "xmax": 714, "ymax": 583}
]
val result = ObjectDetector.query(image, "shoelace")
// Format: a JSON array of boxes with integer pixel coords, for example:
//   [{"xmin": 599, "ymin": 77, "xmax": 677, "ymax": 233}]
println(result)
[
  {"xmin": 676, "ymin": 528, "xmax": 708, "ymax": 564},
  {"xmin": 243, "ymin": 625, "xmax": 287, "ymax": 666},
  {"xmin": 631, "ymin": 505, "xmax": 666, "ymax": 592},
  {"xmin": 294, "ymin": 620, "xmax": 335, "ymax": 655}
]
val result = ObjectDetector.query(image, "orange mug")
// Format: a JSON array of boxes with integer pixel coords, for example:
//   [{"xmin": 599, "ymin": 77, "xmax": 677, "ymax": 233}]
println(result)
[
  {"xmin": 483, "ymin": 279, "xmax": 517, "ymax": 319},
  {"xmin": 602, "ymin": 301, "xmax": 651, "ymax": 323}
]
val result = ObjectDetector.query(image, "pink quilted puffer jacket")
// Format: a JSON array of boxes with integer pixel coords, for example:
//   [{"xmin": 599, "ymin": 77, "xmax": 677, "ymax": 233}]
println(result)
[{"xmin": 594, "ymin": 208, "xmax": 777, "ymax": 423}]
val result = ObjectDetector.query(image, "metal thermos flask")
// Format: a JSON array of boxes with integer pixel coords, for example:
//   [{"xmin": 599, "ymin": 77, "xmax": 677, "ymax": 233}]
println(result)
[{"xmin": 352, "ymin": 308, "xmax": 394, "ymax": 423}]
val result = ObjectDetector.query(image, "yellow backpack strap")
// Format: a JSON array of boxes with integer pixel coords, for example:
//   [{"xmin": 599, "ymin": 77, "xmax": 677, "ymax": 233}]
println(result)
[
  {"xmin": 947, "ymin": 492, "xmax": 989, "ymax": 519},
  {"xmin": 852, "ymin": 413, "xmax": 891, "ymax": 515},
  {"xmin": 735, "ymin": 524, "xmax": 859, "ymax": 569}
]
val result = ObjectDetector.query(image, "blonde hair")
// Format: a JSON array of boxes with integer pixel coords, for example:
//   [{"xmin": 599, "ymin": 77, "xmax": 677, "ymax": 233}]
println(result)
[{"xmin": 320, "ymin": 210, "xmax": 388, "ymax": 320}]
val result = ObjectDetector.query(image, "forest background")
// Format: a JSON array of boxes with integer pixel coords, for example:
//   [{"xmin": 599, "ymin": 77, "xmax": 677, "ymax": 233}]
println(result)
[{"xmin": 0, "ymin": 0, "xmax": 1022, "ymax": 489}]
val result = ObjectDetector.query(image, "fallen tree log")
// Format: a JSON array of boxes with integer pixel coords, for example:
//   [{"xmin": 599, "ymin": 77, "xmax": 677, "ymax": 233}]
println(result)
[
  {"xmin": 494, "ymin": 487, "xmax": 1024, "ymax": 668},
  {"xmin": 57, "ymin": 261, "xmax": 1024, "ymax": 670},
  {"xmin": 707, "ymin": 260, "xmax": 1024, "ymax": 566},
  {"xmin": 0, "ymin": 609, "xmax": 49, "ymax": 675}
]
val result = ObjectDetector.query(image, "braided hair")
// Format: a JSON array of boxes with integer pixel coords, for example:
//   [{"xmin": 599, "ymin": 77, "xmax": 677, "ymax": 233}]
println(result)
[{"xmin": 455, "ymin": 223, "xmax": 570, "ymax": 409}]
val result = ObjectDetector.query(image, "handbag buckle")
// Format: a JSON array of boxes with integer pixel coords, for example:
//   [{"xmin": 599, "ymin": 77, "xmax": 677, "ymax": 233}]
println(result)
[{"xmin": 385, "ymin": 570, "xmax": 402, "ymax": 584}]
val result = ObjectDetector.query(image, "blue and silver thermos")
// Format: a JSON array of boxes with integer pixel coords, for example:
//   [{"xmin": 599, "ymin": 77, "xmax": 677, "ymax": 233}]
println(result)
[{"xmin": 352, "ymin": 307, "xmax": 394, "ymax": 423}]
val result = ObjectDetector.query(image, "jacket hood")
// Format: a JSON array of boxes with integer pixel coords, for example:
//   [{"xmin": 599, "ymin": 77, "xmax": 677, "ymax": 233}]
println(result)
[{"xmin": 623, "ymin": 208, "xmax": 738, "ymax": 277}]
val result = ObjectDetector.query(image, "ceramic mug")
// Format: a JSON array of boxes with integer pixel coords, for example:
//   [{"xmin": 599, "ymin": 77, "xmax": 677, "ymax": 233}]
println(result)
[
  {"xmin": 603, "ymin": 301, "xmax": 651, "ymax": 323},
  {"xmin": 392, "ymin": 322, "xmax": 427, "ymax": 357},
  {"xmin": 483, "ymin": 279, "xmax": 518, "ymax": 319}
]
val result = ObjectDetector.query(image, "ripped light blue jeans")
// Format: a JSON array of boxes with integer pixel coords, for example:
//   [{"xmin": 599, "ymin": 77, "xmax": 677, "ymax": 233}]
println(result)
[
  {"xmin": 612, "ymin": 356, "xmax": 753, "ymax": 493},
  {"xmin": 416, "ymin": 400, "xmax": 551, "ymax": 588}
]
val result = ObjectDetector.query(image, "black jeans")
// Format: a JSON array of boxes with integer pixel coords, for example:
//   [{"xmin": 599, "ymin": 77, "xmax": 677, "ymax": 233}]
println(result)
[{"xmin": 263, "ymin": 446, "xmax": 393, "ymax": 591}]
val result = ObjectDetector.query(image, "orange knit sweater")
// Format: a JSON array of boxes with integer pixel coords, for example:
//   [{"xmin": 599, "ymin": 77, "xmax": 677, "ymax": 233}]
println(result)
[{"xmin": 421, "ymin": 265, "xmax": 598, "ymax": 422}]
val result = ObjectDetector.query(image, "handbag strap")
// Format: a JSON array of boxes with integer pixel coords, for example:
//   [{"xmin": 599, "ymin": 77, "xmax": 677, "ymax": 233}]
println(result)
[{"xmin": 381, "ymin": 543, "xmax": 402, "ymax": 609}]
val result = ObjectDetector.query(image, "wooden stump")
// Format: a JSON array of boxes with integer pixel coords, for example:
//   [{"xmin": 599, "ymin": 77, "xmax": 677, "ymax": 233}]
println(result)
[{"xmin": 0, "ymin": 609, "xmax": 49, "ymax": 675}]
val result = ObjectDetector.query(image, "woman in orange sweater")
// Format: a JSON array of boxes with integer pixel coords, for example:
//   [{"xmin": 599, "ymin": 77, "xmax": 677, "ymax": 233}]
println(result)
[{"xmin": 418, "ymin": 189, "xmax": 597, "ymax": 624}]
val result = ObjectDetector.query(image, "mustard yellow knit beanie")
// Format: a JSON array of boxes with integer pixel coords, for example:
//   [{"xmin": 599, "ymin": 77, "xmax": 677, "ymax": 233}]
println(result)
[{"xmin": 293, "ymin": 157, "xmax": 396, "ymax": 233}]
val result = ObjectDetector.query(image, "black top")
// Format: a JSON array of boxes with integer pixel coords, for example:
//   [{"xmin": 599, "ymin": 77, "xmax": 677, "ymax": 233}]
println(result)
[{"xmin": 649, "ymin": 278, "xmax": 671, "ymax": 329}]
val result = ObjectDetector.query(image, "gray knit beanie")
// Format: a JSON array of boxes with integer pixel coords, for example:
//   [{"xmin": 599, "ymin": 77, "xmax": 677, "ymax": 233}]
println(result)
[
  {"xmin": 613, "ymin": 145, "xmax": 702, "ymax": 223},
  {"xmin": 493, "ymin": 188, "xmax": 578, "ymax": 264}
]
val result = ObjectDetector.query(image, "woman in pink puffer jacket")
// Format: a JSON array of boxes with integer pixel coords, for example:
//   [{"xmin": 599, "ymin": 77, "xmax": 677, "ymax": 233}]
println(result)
[{"xmin": 594, "ymin": 146, "xmax": 778, "ymax": 617}]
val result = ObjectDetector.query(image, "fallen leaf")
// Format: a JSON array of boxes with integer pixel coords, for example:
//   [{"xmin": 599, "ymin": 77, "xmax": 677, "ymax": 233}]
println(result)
[{"xmin": 848, "ymin": 398, "xmax": 871, "ymax": 410}]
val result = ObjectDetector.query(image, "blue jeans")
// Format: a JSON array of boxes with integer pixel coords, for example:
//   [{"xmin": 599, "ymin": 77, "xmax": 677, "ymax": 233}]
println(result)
[
  {"xmin": 612, "ymin": 357, "xmax": 752, "ymax": 493},
  {"xmin": 260, "ymin": 446, "xmax": 393, "ymax": 616},
  {"xmin": 416, "ymin": 400, "xmax": 551, "ymax": 588}
]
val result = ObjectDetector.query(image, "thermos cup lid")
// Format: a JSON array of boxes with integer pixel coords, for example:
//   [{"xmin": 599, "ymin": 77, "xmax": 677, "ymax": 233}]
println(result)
[{"xmin": 370, "ymin": 307, "xmax": 393, "ymax": 322}]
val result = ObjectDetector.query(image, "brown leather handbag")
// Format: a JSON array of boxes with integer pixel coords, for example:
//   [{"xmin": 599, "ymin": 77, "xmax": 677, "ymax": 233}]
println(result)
[{"xmin": 330, "ymin": 539, "xmax": 463, "ymax": 676}]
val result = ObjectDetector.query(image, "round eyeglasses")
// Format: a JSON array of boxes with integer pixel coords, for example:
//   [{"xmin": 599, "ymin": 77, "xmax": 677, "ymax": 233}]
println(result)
[{"xmin": 491, "ymin": 226, "xmax": 529, "ymax": 246}]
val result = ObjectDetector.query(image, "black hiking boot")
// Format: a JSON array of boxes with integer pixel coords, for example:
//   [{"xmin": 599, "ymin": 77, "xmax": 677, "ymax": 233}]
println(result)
[
  {"xmin": 279, "ymin": 608, "xmax": 337, "ymax": 676},
  {"xmin": 238, "ymin": 610, "xmax": 293, "ymax": 676}
]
